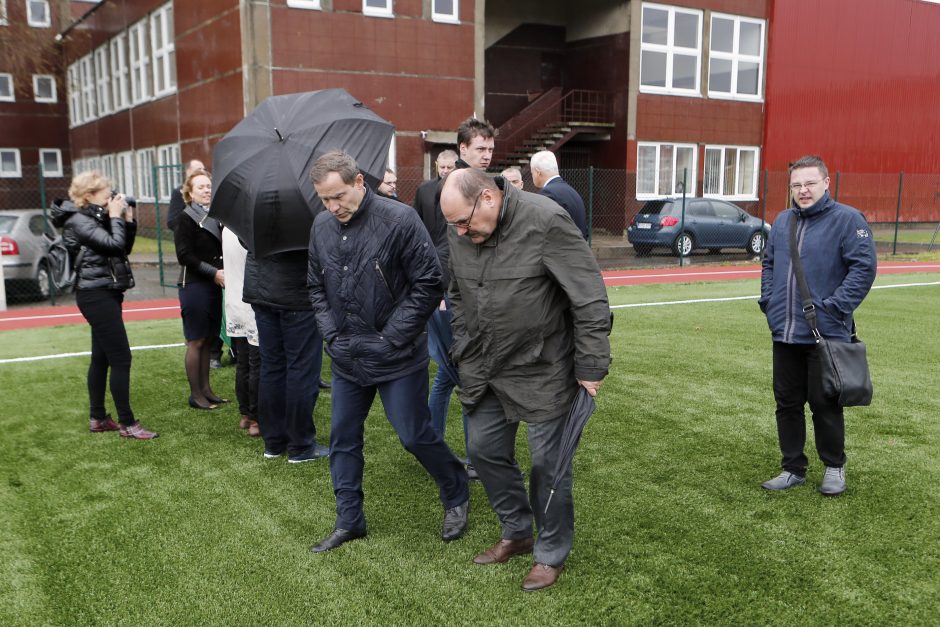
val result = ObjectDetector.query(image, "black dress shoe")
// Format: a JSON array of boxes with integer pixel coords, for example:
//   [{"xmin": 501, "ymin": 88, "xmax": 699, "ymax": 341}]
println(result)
[
  {"xmin": 309, "ymin": 528, "xmax": 367, "ymax": 553},
  {"xmin": 442, "ymin": 499, "xmax": 469, "ymax": 542},
  {"xmin": 188, "ymin": 396, "xmax": 218, "ymax": 410}
]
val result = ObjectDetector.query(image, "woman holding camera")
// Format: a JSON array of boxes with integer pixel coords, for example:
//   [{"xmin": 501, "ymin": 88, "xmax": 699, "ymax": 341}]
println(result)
[
  {"xmin": 50, "ymin": 171, "xmax": 158, "ymax": 439},
  {"xmin": 174, "ymin": 169, "xmax": 226, "ymax": 410}
]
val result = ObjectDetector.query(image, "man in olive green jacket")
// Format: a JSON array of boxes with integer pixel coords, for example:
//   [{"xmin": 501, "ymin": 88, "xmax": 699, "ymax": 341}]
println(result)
[{"xmin": 440, "ymin": 168, "xmax": 611, "ymax": 592}]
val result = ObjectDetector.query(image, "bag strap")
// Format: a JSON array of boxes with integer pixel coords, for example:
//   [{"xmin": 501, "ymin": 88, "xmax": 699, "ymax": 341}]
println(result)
[{"xmin": 788, "ymin": 215, "xmax": 822, "ymax": 342}]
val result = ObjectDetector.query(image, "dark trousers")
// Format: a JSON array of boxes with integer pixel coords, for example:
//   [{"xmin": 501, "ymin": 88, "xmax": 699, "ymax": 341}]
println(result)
[
  {"xmin": 232, "ymin": 337, "xmax": 260, "ymax": 420},
  {"xmin": 427, "ymin": 305, "xmax": 470, "ymax": 457},
  {"xmin": 329, "ymin": 367, "xmax": 469, "ymax": 532},
  {"xmin": 252, "ymin": 305, "xmax": 322, "ymax": 455},
  {"xmin": 76, "ymin": 289, "xmax": 134, "ymax": 425},
  {"xmin": 467, "ymin": 389, "xmax": 573, "ymax": 567},
  {"xmin": 772, "ymin": 341, "xmax": 846, "ymax": 475}
]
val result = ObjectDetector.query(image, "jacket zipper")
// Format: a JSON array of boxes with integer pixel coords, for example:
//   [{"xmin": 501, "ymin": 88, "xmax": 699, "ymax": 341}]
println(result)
[{"xmin": 374, "ymin": 259, "xmax": 391, "ymax": 295}]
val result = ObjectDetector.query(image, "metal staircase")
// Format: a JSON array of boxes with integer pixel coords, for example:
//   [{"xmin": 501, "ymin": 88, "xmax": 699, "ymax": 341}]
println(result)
[{"xmin": 492, "ymin": 88, "xmax": 614, "ymax": 171}]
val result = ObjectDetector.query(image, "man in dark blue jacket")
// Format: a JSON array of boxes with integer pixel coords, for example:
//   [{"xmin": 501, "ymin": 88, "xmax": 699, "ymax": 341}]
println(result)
[
  {"xmin": 306, "ymin": 151, "xmax": 470, "ymax": 553},
  {"xmin": 530, "ymin": 150, "xmax": 589, "ymax": 240},
  {"xmin": 758, "ymin": 155, "xmax": 876, "ymax": 497}
]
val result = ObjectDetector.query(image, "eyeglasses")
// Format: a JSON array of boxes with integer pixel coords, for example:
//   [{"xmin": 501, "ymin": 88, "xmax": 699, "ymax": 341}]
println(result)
[
  {"xmin": 789, "ymin": 180, "xmax": 823, "ymax": 191},
  {"xmin": 446, "ymin": 190, "xmax": 484, "ymax": 229}
]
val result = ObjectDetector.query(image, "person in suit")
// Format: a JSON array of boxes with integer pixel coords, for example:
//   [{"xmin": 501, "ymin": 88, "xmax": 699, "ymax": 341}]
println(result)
[{"xmin": 530, "ymin": 151, "xmax": 589, "ymax": 240}]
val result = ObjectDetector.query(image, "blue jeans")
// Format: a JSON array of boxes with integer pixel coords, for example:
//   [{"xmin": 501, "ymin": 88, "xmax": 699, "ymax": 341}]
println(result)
[
  {"xmin": 427, "ymin": 305, "xmax": 470, "ymax": 457},
  {"xmin": 252, "ymin": 305, "xmax": 322, "ymax": 455},
  {"xmin": 329, "ymin": 366, "xmax": 469, "ymax": 532}
]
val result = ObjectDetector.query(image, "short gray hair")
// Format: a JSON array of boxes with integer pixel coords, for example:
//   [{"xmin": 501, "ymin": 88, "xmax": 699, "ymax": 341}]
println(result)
[
  {"xmin": 530, "ymin": 150, "xmax": 558, "ymax": 174},
  {"xmin": 437, "ymin": 149, "xmax": 458, "ymax": 163},
  {"xmin": 501, "ymin": 167, "xmax": 522, "ymax": 179},
  {"xmin": 310, "ymin": 150, "xmax": 360, "ymax": 185},
  {"xmin": 450, "ymin": 168, "xmax": 496, "ymax": 203}
]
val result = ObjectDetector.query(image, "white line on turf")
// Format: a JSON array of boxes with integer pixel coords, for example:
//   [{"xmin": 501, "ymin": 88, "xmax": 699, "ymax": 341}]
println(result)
[{"xmin": 0, "ymin": 343, "xmax": 184, "ymax": 365}]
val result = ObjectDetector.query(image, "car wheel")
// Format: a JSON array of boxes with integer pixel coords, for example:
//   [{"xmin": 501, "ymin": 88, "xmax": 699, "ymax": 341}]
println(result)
[
  {"xmin": 747, "ymin": 231, "xmax": 766, "ymax": 256},
  {"xmin": 35, "ymin": 261, "xmax": 55, "ymax": 299},
  {"xmin": 634, "ymin": 244, "xmax": 652, "ymax": 257},
  {"xmin": 673, "ymin": 232, "xmax": 694, "ymax": 257}
]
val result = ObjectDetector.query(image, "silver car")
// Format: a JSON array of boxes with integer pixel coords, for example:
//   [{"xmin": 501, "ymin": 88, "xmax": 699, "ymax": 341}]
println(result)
[{"xmin": 0, "ymin": 209, "xmax": 60, "ymax": 298}]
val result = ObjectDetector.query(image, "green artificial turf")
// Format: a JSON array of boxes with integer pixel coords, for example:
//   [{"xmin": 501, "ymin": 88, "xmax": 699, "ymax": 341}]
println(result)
[{"xmin": 1, "ymin": 275, "xmax": 939, "ymax": 625}]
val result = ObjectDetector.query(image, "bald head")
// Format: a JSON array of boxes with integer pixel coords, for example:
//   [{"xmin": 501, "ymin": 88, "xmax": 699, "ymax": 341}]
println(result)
[{"xmin": 441, "ymin": 168, "xmax": 503, "ymax": 245}]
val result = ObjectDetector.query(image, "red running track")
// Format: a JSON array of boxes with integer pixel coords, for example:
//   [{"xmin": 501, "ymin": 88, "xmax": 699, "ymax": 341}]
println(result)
[{"xmin": 2, "ymin": 262, "xmax": 938, "ymax": 331}]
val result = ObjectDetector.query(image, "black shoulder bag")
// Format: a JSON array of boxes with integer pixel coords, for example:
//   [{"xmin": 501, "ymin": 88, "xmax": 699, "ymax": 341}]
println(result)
[{"xmin": 788, "ymin": 216, "xmax": 873, "ymax": 407}]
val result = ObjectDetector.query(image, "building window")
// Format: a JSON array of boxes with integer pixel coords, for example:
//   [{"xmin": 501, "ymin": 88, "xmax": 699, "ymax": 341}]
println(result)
[
  {"xmin": 703, "ymin": 146, "xmax": 759, "ymax": 199},
  {"xmin": 708, "ymin": 14, "xmax": 765, "ymax": 101},
  {"xmin": 1, "ymin": 149, "xmax": 22, "ymax": 178},
  {"xmin": 101, "ymin": 154, "xmax": 115, "ymax": 183},
  {"xmin": 363, "ymin": 0, "xmax": 393, "ymax": 18},
  {"xmin": 0, "ymin": 73, "xmax": 14, "ymax": 102},
  {"xmin": 92, "ymin": 47, "xmax": 111, "ymax": 115},
  {"xmin": 39, "ymin": 148, "xmax": 62, "ymax": 177},
  {"xmin": 1, "ymin": 0, "xmax": 8, "ymax": 25},
  {"xmin": 636, "ymin": 142, "xmax": 696, "ymax": 198},
  {"xmin": 128, "ymin": 17, "xmax": 151, "ymax": 104},
  {"xmin": 78, "ymin": 54, "xmax": 96, "ymax": 122},
  {"xmin": 432, "ymin": 0, "xmax": 458, "ymax": 23},
  {"xmin": 66, "ymin": 64, "xmax": 81, "ymax": 126},
  {"xmin": 110, "ymin": 33, "xmax": 130, "ymax": 111},
  {"xmin": 32, "ymin": 74, "xmax": 56, "ymax": 102},
  {"xmin": 640, "ymin": 3, "xmax": 702, "ymax": 95},
  {"xmin": 286, "ymin": 0, "xmax": 321, "ymax": 8},
  {"xmin": 116, "ymin": 151, "xmax": 134, "ymax": 196},
  {"xmin": 157, "ymin": 143, "xmax": 181, "ymax": 201},
  {"xmin": 27, "ymin": 0, "xmax": 50, "ymax": 27},
  {"xmin": 135, "ymin": 148, "xmax": 156, "ymax": 200},
  {"xmin": 150, "ymin": 3, "xmax": 175, "ymax": 97}
]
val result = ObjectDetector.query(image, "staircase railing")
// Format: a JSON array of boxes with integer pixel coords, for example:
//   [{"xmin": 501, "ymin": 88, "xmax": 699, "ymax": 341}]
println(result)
[{"xmin": 494, "ymin": 89, "xmax": 613, "ymax": 164}]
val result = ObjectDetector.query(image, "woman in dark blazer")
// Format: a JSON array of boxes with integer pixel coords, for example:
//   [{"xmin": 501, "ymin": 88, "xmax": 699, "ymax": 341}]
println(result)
[
  {"xmin": 49, "ymin": 170, "xmax": 158, "ymax": 439},
  {"xmin": 174, "ymin": 169, "xmax": 226, "ymax": 409}
]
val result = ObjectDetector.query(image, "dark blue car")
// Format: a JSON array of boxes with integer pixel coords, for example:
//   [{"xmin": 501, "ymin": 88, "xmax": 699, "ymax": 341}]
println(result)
[{"xmin": 627, "ymin": 197, "xmax": 770, "ymax": 257}]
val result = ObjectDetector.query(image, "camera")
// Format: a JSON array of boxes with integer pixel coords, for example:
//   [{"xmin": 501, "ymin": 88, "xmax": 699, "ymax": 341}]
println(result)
[{"xmin": 111, "ymin": 190, "xmax": 138, "ymax": 208}]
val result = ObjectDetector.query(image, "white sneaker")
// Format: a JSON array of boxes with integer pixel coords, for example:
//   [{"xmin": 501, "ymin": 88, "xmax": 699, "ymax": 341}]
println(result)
[
  {"xmin": 818, "ymin": 466, "xmax": 846, "ymax": 496},
  {"xmin": 761, "ymin": 471, "xmax": 806, "ymax": 491}
]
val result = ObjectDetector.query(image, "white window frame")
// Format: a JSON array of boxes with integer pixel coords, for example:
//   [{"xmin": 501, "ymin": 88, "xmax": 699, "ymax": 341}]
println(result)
[
  {"xmin": 1, "ymin": 148, "xmax": 22, "ymax": 178},
  {"xmin": 286, "ymin": 0, "xmax": 321, "ymax": 8},
  {"xmin": 39, "ymin": 148, "xmax": 63, "ymax": 177},
  {"xmin": 135, "ymin": 148, "xmax": 156, "ymax": 201},
  {"xmin": 708, "ymin": 13, "xmax": 765, "ymax": 102},
  {"xmin": 363, "ymin": 0, "xmax": 393, "ymax": 18},
  {"xmin": 116, "ymin": 151, "xmax": 135, "ymax": 196},
  {"xmin": 101, "ymin": 154, "xmax": 116, "ymax": 183},
  {"xmin": 156, "ymin": 143, "xmax": 181, "ymax": 201},
  {"xmin": 639, "ymin": 3, "xmax": 702, "ymax": 96},
  {"xmin": 92, "ymin": 46, "xmax": 111, "ymax": 115},
  {"xmin": 67, "ymin": 63, "xmax": 81, "ymax": 126},
  {"xmin": 128, "ymin": 17, "xmax": 151, "ymax": 104},
  {"xmin": 0, "ymin": 72, "xmax": 14, "ymax": 102},
  {"xmin": 110, "ymin": 33, "xmax": 130, "ymax": 111},
  {"xmin": 432, "ymin": 0, "xmax": 459, "ymax": 23},
  {"xmin": 78, "ymin": 54, "xmax": 97, "ymax": 122},
  {"xmin": 702, "ymin": 145, "xmax": 760, "ymax": 200},
  {"xmin": 149, "ymin": 3, "xmax": 175, "ymax": 98},
  {"xmin": 27, "ymin": 0, "xmax": 51, "ymax": 27},
  {"xmin": 1, "ymin": 0, "xmax": 8, "ymax": 26},
  {"xmin": 636, "ymin": 142, "xmax": 697, "ymax": 200},
  {"xmin": 32, "ymin": 74, "xmax": 56, "ymax": 102}
]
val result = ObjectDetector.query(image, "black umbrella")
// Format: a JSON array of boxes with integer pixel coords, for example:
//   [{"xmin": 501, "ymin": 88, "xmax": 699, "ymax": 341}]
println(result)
[
  {"xmin": 210, "ymin": 89, "xmax": 394, "ymax": 256},
  {"xmin": 544, "ymin": 386, "xmax": 597, "ymax": 513}
]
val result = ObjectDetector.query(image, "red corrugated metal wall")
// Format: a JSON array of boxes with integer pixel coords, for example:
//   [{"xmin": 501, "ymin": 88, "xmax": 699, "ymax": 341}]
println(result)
[{"xmin": 764, "ymin": 0, "xmax": 940, "ymax": 221}]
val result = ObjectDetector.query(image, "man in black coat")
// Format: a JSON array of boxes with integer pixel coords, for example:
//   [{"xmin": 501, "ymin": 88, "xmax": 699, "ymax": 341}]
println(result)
[
  {"xmin": 306, "ymin": 151, "xmax": 470, "ymax": 553},
  {"xmin": 530, "ymin": 150, "xmax": 589, "ymax": 240}
]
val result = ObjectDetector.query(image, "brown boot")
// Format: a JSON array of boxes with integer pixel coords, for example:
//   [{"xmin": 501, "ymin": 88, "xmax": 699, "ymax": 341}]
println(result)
[
  {"xmin": 247, "ymin": 420, "xmax": 261, "ymax": 437},
  {"xmin": 473, "ymin": 537, "xmax": 534, "ymax": 565},
  {"xmin": 521, "ymin": 562, "xmax": 563, "ymax": 592}
]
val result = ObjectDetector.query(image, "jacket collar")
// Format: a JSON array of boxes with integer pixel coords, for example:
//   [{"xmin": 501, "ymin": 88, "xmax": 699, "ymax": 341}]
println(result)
[{"xmin": 793, "ymin": 191, "xmax": 834, "ymax": 219}]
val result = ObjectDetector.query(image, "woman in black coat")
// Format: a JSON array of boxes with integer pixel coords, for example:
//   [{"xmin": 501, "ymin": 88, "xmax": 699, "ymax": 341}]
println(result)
[
  {"xmin": 49, "ymin": 170, "xmax": 158, "ymax": 439},
  {"xmin": 174, "ymin": 169, "xmax": 226, "ymax": 409}
]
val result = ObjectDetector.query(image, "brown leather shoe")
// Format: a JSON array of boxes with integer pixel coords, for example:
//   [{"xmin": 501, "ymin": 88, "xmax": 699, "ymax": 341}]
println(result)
[
  {"xmin": 521, "ymin": 562, "xmax": 563, "ymax": 592},
  {"xmin": 473, "ymin": 537, "xmax": 534, "ymax": 565},
  {"xmin": 247, "ymin": 421, "xmax": 261, "ymax": 437},
  {"xmin": 239, "ymin": 416, "xmax": 253, "ymax": 429}
]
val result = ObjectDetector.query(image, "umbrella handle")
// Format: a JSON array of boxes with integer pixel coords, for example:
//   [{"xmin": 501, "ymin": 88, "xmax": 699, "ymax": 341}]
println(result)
[{"xmin": 544, "ymin": 489, "xmax": 556, "ymax": 514}]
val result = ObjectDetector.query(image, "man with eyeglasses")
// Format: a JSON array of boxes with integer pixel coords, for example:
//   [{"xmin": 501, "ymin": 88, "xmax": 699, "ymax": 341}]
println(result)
[
  {"xmin": 305, "ymin": 151, "xmax": 470, "ymax": 553},
  {"xmin": 440, "ymin": 168, "xmax": 611, "ymax": 591},
  {"xmin": 758, "ymin": 155, "xmax": 876, "ymax": 497}
]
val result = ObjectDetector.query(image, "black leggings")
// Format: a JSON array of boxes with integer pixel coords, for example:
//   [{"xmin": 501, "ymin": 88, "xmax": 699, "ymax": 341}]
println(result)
[{"xmin": 76, "ymin": 288, "xmax": 134, "ymax": 425}]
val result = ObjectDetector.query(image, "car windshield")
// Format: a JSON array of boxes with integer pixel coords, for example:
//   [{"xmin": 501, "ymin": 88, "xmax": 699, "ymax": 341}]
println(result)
[
  {"xmin": 0, "ymin": 216, "xmax": 17, "ymax": 235},
  {"xmin": 638, "ymin": 200, "xmax": 673, "ymax": 215}
]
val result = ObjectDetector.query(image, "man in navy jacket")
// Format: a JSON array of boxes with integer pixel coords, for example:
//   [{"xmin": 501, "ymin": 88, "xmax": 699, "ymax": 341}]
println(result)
[
  {"xmin": 306, "ymin": 151, "xmax": 470, "ymax": 553},
  {"xmin": 530, "ymin": 150, "xmax": 589, "ymax": 240},
  {"xmin": 758, "ymin": 155, "xmax": 876, "ymax": 497}
]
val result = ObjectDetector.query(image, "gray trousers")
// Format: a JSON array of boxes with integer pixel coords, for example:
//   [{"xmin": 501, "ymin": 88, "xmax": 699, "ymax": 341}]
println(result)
[{"xmin": 466, "ymin": 389, "xmax": 574, "ymax": 567}]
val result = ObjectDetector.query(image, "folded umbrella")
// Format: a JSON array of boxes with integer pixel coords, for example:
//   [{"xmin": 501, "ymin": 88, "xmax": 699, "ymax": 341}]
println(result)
[
  {"xmin": 544, "ymin": 386, "xmax": 597, "ymax": 513},
  {"xmin": 210, "ymin": 88, "xmax": 394, "ymax": 256}
]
